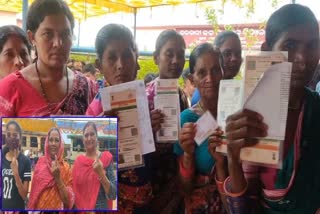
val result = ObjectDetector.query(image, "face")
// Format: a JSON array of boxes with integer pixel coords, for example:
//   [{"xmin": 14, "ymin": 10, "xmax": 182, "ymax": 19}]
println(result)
[
  {"xmin": 73, "ymin": 61, "xmax": 83, "ymax": 71},
  {"xmin": 100, "ymin": 39, "xmax": 136, "ymax": 85},
  {"xmin": 48, "ymin": 130, "xmax": 60, "ymax": 158},
  {"xmin": 0, "ymin": 36, "xmax": 30, "ymax": 79},
  {"xmin": 84, "ymin": 72, "xmax": 96, "ymax": 81},
  {"xmin": 192, "ymin": 51, "xmax": 223, "ymax": 103},
  {"xmin": 6, "ymin": 124, "xmax": 20, "ymax": 150},
  {"xmin": 272, "ymin": 24, "xmax": 320, "ymax": 90},
  {"xmin": 83, "ymin": 125, "xmax": 97, "ymax": 151},
  {"xmin": 155, "ymin": 37, "xmax": 185, "ymax": 79},
  {"xmin": 219, "ymin": 36, "xmax": 242, "ymax": 79},
  {"xmin": 29, "ymin": 14, "xmax": 72, "ymax": 69}
]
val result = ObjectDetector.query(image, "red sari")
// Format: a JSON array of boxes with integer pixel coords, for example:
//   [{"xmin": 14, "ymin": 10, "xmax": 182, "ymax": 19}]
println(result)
[{"xmin": 0, "ymin": 70, "xmax": 97, "ymax": 116}]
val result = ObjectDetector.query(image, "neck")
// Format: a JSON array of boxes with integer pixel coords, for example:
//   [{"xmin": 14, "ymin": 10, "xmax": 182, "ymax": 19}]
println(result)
[
  {"xmin": 86, "ymin": 149, "xmax": 97, "ymax": 158},
  {"xmin": 36, "ymin": 59, "xmax": 65, "ymax": 81},
  {"xmin": 200, "ymin": 99, "xmax": 217, "ymax": 118},
  {"xmin": 288, "ymin": 88, "xmax": 305, "ymax": 110}
]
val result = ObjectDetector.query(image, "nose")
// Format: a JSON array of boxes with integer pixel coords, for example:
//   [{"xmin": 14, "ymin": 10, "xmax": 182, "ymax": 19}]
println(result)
[
  {"xmin": 116, "ymin": 57, "xmax": 124, "ymax": 71},
  {"xmin": 14, "ymin": 55, "xmax": 24, "ymax": 69},
  {"xmin": 53, "ymin": 35, "xmax": 63, "ymax": 48},
  {"xmin": 171, "ymin": 55, "xmax": 178, "ymax": 64},
  {"xmin": 292, "ymin": 49, "xmax": 306, "ymax": 72}
]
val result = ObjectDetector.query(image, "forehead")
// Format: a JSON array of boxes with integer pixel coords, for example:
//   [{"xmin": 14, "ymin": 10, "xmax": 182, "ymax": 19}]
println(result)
[
  {"xmin": 2, "ymin": 36, "xmax": 27, "ymax": 50},
  {"xmin": 103, "ymin": 39, "xmax": 133, "ymax": 54},
  {"xmin": 195, "ymin": 51, "xmax": 220, "ymax": 67},
  {"xmin": 49, "ymin": 130, "xmax": 60, "ymax": 138},
  {"xmin": 7, "ymin": 124, "xmax": 19, "ymax": 132},
  {"xmin": 275, "ymin": 24, "xmax": 319, "ymax": 46},
  {"xmin": 37, "ymin": 14, "xmax": 71, "ymax": 31},
  {"xmin": 84, "ymin": 125, "xmax": 95, "ymax": 133},
  {"xmin": 160, "ymin": 37, "xmax": 185, "ymax": 52},
  {"xmin": 219, "ymin": 36, "xmax": 241, "ymax": 51}
]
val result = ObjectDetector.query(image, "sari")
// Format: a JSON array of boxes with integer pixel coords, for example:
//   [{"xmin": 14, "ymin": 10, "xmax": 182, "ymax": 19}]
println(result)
[
  {"xmin": 0, "ymin": 70, "xmax": 97, "ymax": 116},
  {"xmin": 72, "ymin": 151, "xmax": 114, "ymax": 210},
  {"xmin": 28, "ymin": 129, "xmax": 74, "ymax": 210},
  {"xmin": 225, "ymin": 88, "xmax": 320, "ymax": 214},
  {"xmin": 174, "ymin": 105, "xmax": 225, "ymax": 214}
]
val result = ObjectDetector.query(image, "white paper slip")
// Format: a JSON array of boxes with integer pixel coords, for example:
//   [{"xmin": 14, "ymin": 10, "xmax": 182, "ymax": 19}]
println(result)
[
  {"xmin": 100, "ymin": 80, "xmax": 155, "ymax": 157},
  {"xmin": 244, "ymin": 51, "xmax": 288, "ymax": 100},
  {"xmin": 194, "ymin": 111, "xmax": 218, "ymax": 145},
  {"xmin": 217, "ymin": 79, "xmax": 244, "ymax": 131},
  {"xmin": 154, "ymin": 94, "xmax": 180, "ymax": 142},
  {"xmin": 244, "ymin": 62, "xmax": 292, "ymax": 140}
]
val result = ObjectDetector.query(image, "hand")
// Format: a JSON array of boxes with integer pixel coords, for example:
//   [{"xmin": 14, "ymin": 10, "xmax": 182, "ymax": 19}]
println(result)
[
  {"xmin": 93, "ymin": 153, "xmax": 104, "ymax": 177},
  {"xmin": 51, "ymin": 155, "xmax": 61, "ymax": 181},
  {"xmin": 150, "ymin": 109, "xmax": 165, "ymax": 133},
  {"xmin": 10, "ymin": 149, "xmax": 19, "ymax": 176},
  {"xmin": 98, "ymin": 109, "xmax": 118, "ymax": 117},
  {"xmin": 208, "ymin": 127, "xmax": 226, "ymax": 164},
  {"xmin": 179, "ymin": 123, "xmax": 196, "ymax": 156},
  {"xmin": 225, "ymin": 109, "xmax": 268, "ymax": 161}
]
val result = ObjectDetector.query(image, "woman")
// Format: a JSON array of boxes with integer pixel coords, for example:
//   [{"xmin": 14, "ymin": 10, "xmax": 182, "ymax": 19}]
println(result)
[
  {"xmin": 224, "ymin": 4, "xmax": 320, "ymax": 213},
  {"xmin": 86, "ymin": 24, "xmax": 153, "ymax": 213},
  {"xmin": 0, "ymin": 0, "xmax": 96, "ymax": 116},
  {"xmin": 174, "ymin": 43, "xmax": 227, "ymax": 213},
  {"xmin": 0, "ymin": 25, "xmax": 31, "ymax": 79},
  {"xmin": 72, "ymin": 122, "xmax": 116, "ymax": 209},
  {"xmin": 191, "ymin": 30, "xmax": 242, "ymax": 105},
  {"xmin": 2, "ymin": 120, "xmax": 31, "ymax": 209},
  {"xmin": 28, "ymin": 128, "xmax": 74, "ymax": 209}
]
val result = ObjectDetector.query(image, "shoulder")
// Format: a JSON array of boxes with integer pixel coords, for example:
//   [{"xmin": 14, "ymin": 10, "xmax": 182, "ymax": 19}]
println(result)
[{"xmin": 18, "ymin": 153, "xmax": 31, "ymax": 165}]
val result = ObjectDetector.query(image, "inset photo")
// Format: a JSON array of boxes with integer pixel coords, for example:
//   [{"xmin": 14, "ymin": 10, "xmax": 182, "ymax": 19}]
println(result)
[{"xmin": 1, "ymin": 117, "xmax": 118, "ymax": 211}]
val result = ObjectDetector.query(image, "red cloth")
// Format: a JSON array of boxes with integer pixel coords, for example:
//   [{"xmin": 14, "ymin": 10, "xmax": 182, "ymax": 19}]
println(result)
[{"xmin": 72, "ymin": 151, "xmax": 113, "ymax": 209}]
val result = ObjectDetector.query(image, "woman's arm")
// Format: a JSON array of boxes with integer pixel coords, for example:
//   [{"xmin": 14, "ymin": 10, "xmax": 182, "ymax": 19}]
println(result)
[
  {"xmin": 98, "ymin": 164, "xmax": 117, "ymax": 200},
  {"xmin": 55, "ymin": 177, "xmax": 71, "ymax": 208}
]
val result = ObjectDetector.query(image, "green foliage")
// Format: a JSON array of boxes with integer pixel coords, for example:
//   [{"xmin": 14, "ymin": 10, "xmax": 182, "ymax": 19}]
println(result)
[
  {"xmin": 136, "ymin": 57, "xmax": 158, "ymax": 80},
  {"xmin": 69, "ymin": 53, "xmax": 96, "ymax": 64}
]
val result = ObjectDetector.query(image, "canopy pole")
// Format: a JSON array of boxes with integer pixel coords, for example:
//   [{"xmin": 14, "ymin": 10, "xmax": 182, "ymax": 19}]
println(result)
[
  {"xmin": 22, "ymin": 0, "xmax": 28, "ymax": 31},
  {"xmin": 77, "ymin": 19, "xmax": 81, "ymax": 47},
  {"xmin": 133, "ymin": 8, "xmax": 137, "ymax": 41}
]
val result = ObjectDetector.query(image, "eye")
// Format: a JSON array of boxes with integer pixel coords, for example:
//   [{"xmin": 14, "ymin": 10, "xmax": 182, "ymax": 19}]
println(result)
[
  {"xmin": 5, "ymin": 51, "xmax": 15, "ymax": 58},
  {"xmin": 283, "ymin": 40, "xmax": 297, "ymax": 50}
]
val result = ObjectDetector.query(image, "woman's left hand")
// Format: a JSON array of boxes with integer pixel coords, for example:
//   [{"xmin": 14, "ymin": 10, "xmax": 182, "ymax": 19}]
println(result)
[{"xmin": 208, "ymin": 127, "xmax": 226, "ymax": 165}]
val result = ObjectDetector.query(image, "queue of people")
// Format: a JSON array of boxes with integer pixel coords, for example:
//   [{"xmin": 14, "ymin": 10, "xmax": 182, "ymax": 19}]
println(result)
[{"xmin": 1, "ymin": 0, "xmax": 320, "ymax": 213}]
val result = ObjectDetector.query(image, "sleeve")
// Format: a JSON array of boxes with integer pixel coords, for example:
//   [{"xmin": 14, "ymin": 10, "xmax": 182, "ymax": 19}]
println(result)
[
  {"xmin": 23, "ymin": 157, "xmax": 32, "ymax": 182},
  {"xmin": 87, "ymin": 77, "xmax": 99, "ymax": 105},
  {"xmin": 105, "ymin": 164, "xmax": 117, "ymax": 200}
]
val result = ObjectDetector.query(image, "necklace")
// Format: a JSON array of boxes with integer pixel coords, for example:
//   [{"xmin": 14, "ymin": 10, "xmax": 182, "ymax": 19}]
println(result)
[{"xmin": 35, "ymin": 61, "xmax": 69, "ymax": 104}]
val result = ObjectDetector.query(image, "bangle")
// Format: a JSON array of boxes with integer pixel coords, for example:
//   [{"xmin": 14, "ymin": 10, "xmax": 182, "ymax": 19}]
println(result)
[
  {"xmin": 223, "ymin": 176, "xmax": 248, "ymax": 197},
  {"xmin": 215, "ymin": 175, "xmax": 226, "ymax": 194},
  {"xmin": 179, "ymin": 156, "xmax": 195, "ymax": 179}
]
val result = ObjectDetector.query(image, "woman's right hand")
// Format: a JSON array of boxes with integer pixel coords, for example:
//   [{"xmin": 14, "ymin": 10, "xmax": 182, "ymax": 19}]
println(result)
[
  {"xmin": 150, "ymin": 109, "xmax": 165, "ymax": 133},
  {"xmin": 225, "ymin": 109, "xmax": 268, "ymax": 161},
  {"xmin": 179, "ymin": 123, "xmax": 197, "ymax": 155}
]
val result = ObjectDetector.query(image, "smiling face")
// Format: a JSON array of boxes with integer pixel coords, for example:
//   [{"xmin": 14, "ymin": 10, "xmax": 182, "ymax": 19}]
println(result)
[
  {"xmin": 48, "ymin": 129, "xmax": 60, "ymax": 159},
  {"xmin": 272, "ymin": 24, "xmax": 320, "ymax": 91},
  {"xmin": 0, "ymin": 36, "xmax": 31, "ymax": 79},
  {"xmin": 29, "ymin": 14, "xmax": 72, "ymax": 69},
  {"xmin": 192, "ymin": 51, "xmax": 223, "ymax": 104},
  {"xmin": 154, "ymin": 37, "xmax": 186, "ymax": 79},
  {"xmin": 83, "ymin": 125, "xmax": 97, "ymax": 152}
]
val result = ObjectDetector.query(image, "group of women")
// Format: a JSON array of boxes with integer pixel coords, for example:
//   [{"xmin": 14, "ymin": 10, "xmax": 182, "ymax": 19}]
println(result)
[
  {"xmin": 3, "ymin": 120, "xmax": 116, "ymax": 210},
  {"xmin": 1, "ymin": 0, "xmax": 320, "ymax": 213}
]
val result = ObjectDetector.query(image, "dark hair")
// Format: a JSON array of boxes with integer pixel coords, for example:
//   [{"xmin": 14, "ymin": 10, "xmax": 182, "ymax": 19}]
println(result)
[
  {"xmin": 0, "ymin": 25, "xmax": 31, "ymax": 54},
  {"xmin": 48, "ymin": 127, "xmax": 60, "ymax": 139},
  {"xmin": 95, "ymin": 24, "xmax": 135, "ymax": 61},
  {"xmin": 189, "ymin": 43, "xmax": 218, "ymax": 74},
  {"xmin": 82, "ymin": 122, "xmax": 97, "ymax": 136},
  {"xmin": 6, "ymin": 120, "xmax": 22, "ymax": 139},
  {"xmin": 154, "ymin": 29, "xmax": 186, "ymax": 56},
  {"xmin": 214, "ymin": 31, "xmax": 240, "ymax": 48},
  {"xmin": 144, "ymin": 73, "xmax": 158, "ymax": 84},
  {"xmin": 27, "ymin": 0, "xmax": 75, "ymax": 34},
  {"xmin": 266, "ymin": 4, "xmax": 318, "ymax": 48},
  {"xmin": 181, "ymin": 68, "xmax": 191, "ymax": 81},
  {"xmin": 82, "ymin": 63, "xmax": 96, "ymax": 75}
]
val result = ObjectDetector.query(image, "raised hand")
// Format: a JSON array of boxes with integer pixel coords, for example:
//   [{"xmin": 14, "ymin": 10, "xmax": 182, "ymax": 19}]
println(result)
[
  {"xmin": 208, "ymin": 127, "xmax": 225, "ymax": 164},
  {"xmin": 225, "ymin": 109, "xmax": 268, "ymax": 161},
  {"xmin": 93, "ymin": 153, "xmax": 104, "ymax": 177},
  {"xmin": 179, "ymin": 123, "xmax": 197, "ymax": 156},
  {"xmin": 150, "ymin": 109, "xmax": 165, "ymax": 133},
  {"xmin": 10, "ymin": 149, "xmax": 19, "ymax": 176},
  {"xmin": 51, "ymin": 155, "xmax": 61, "ymax": 182}
]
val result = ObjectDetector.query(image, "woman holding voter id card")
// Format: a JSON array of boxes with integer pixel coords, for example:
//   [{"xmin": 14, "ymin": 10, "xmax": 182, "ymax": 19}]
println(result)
[
  {"xmin": 2, "ymin": 120, "xmax": 31, "ymax": 209},
  {"xmin": 174, "ymin": 43, "xmax": 228, "ymax": 213},
  {"xmin": 72, "ymin": 122, "xmax": 116, "ymax": 210},
  {"xmin": 28, "ymin": 127, "xmax": 74, "ymax": 210},
  {"xmin": 223, "ymin": 4, "xmax": 320, "ymax": 214}
]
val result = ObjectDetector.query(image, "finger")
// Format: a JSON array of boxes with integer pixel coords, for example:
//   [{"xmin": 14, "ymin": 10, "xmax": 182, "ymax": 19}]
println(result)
[
  {"xmin": 225, "ymin": 116, "xmax": 268, "ymax": 135},
  {"xmin": 179, "ymin": 132, "xmax": 196, "ymax": 142},
  {"xmin": 226, "ymin": 109, "xmax": 263, "ymax": 123},
  {"xmin": 226, "ymin": 125, "xmax": 267, "ymax": 141},
  {"xmin": 208, "ymin": 136, "xmax": 223, "ymax": 144}
]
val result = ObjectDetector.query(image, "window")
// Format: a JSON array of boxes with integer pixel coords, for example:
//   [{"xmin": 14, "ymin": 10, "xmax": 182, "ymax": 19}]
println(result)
[
  {"xmin": 2, "ymin": 134, "xmax": 5, "ymax": 145},
  {"xmin": 41, "ymin": 137, "xmax": 45, "ymax": 151},
  {"xmin": 30, "ymin": 137, "xmax": 38, "ymax": 148},
  {"xmin": 73, "ymin": 138, "xmax": 84, "ymax": 152},
  {"xmin": 22, "ymin": 136, "xmax": 27, "ymax": 147}
]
